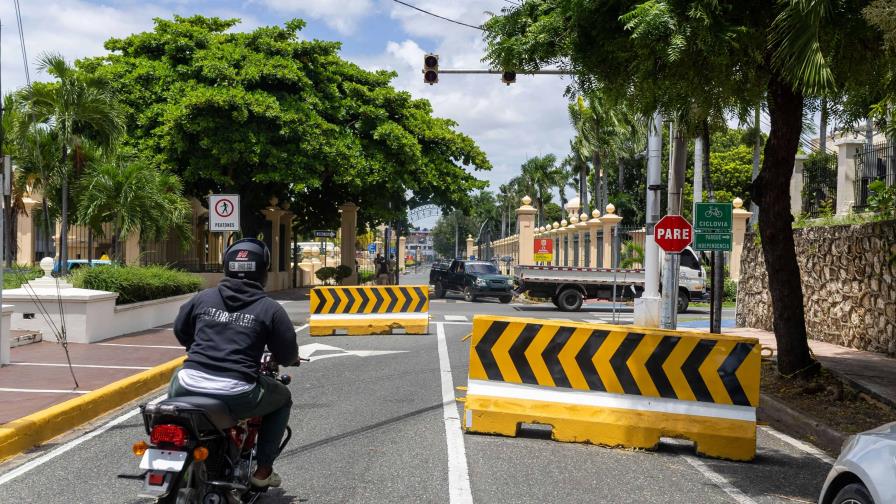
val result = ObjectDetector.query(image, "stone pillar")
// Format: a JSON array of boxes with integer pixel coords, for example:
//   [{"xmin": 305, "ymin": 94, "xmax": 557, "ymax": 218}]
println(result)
[
  {"xmin": 124, "ymin": 232, "xmax": 141, "ymax": 266},
  {"xmin": 558, "ymin": 219, "xmax": 568, "ymax": 266},
  {"xmin": 600, "ymin": 204, "xmax": 623, "ymax": 268},
  {"xmin": 565, "ymin": 216, "xmax": 578, "ymax": 266},
  {"xmin": 517, "ymin": 196, "xmax": 537, "ymax": 265},
  {"xmin": 576, "ymin": 213, "xmax": 588, "ymax": 267},
  {"xmin": 835, "ymin": 138, "xmax": 864, "ymax": 215},
  {"xmin": 729, "ymin": 197, "xmax": 753, "ymax": 282},
  {"xmin": 16, "ymin": 197, "xmax": 38, "ymax": 264},
  {"xmin": 339, "ymin": 202, "xmax": 358, "ymax": 285},
  {"xmin": 262, "ymin": 203, "xmax": 285, "ymax": 291},
  {"xmin": 465, "ymin": 235, "xmax": 475, "ymax": 260},
  {"xmin": 790, "ymin": 154, "xmax": 807, "ymax": 217},
  {"xmin": 398, "ymin": 236, "xmax": 407, "ymax": 272},
  {"xmin": 587, "ymin": 210, "xmax": 601, "ymax": 268},
  {"xmin": 551, "ymin": 222, "xmax": 560, "ymax": 265},
  {"xmin": 281, "ymin": 209, "xmax": 295, "ymax": 289}
]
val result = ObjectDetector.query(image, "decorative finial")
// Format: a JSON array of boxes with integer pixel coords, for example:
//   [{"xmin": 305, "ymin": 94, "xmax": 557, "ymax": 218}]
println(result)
[
  {"xmin": 560, "ymin": 219, "xmax": 568, "ymax": 227},
  {"xmin": 522, "ymin": 195, "xmax": 532, "ymax": 206},
  {"xmin": 606, "ymin": 203, "xmax": 616, "ymax": 214},
  {"xmin": 733, "ymin": 197, "xmax": 743, "ymax": 209},
  {"xmin": 269, "ymin": 196, "xmax": 279, "ymax": 207},
  {"xmin": 553, "ymin": 222, "xmax": 560, "ymax": 229},
  {"xmin": 592, "ymin": 209, "xmax": 601, "ymax": 219},
  {"xmin": 580, "ymin": 212, "xmax": 588, "ymax": 222},
  {"xmin": 570, "ymin": 215, "xmax": 579, "ymax": 224}
]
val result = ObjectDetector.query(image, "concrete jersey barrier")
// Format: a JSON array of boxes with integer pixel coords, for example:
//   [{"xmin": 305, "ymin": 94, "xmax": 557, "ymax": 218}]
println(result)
[
  {"xmin": 309, "ymin": 285, "xmax": 429, "ymax": 336},
  {"xmin": 463, "ymin": 315, "xmax": 761, "ymax": 461}
]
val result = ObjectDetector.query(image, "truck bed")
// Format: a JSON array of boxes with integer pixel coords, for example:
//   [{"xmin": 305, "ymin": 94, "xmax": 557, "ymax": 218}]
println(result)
[{"xmin": 513, "ymin": 265, "xmax": 646, "ymax": 286}]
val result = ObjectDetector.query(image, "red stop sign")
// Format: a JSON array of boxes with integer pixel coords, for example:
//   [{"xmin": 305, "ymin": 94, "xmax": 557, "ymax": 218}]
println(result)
[{"xmin": 654, "ymin": 215, "xmax": 693, "ymax": 253}]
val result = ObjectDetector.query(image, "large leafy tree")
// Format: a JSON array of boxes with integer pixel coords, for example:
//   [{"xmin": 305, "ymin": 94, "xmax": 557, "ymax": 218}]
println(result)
[
  {"xmin": 78, "ymin": 16, "xmax": 489, "ymax": 236},
  {"xmin": 483, "ymin": 0, "xmax": 888, "ymax": 375},
  {"xmin": 18, "ymin": 54, "xmax": 124, "ymax": 273}
]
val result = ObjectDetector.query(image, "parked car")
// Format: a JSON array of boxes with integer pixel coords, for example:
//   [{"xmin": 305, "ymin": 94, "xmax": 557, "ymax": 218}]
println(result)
[
  {"xmin": 429, "ymin": 259, "xmax": 514, "ymax": 303},
  {"xmin": 52, "ymin": 259, "xmax": 113, "ymax": 274},
  {"xmin": 817, "ymin": 421, "xmax": 896, "ymax": 504}
]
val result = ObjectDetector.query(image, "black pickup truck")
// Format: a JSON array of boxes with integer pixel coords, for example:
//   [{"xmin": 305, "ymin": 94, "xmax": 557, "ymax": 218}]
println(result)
[{"xmin": 429, "ymin": 260, "xmax": 514, "ymax": 303}]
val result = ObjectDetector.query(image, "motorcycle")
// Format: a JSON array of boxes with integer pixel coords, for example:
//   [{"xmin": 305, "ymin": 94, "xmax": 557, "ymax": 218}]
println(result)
[{"xmin": 128, "ymin": 353, "xmax": 306, "ymax": 504}]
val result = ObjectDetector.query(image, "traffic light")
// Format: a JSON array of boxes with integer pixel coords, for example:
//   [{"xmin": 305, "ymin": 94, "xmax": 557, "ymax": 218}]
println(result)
[
  {"xmin": 423, "ymin": 53, "xmax": 439, "ymax": 85},
  {"xmin": 501, "ymin": 70, "xmax": 516, "ymax": 85}
]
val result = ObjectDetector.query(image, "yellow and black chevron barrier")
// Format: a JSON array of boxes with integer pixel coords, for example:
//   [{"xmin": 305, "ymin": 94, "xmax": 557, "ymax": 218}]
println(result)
[
  {"xmin": 463, "ymin": 315, "xmax": 761, "ymax": 461},
  {"xmin": 309, "ymin": 285, "xmax": 429, "ymax": 336}
]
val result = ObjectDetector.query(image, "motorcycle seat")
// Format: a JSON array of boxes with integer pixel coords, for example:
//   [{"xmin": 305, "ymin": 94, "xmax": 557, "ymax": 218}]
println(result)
[{"xmin": 158, "ymin": 396, "xmax": 238, "ymax": 430}]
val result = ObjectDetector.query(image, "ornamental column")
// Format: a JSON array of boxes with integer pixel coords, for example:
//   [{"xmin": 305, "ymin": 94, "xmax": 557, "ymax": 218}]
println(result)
[
  {"xmin": 465, "ymin": 235, "xmax": 475, "ymax": 260},
  {"xmin": 398, "ymin": 236, "xmax": 407, "ymax": 272},
  {"xmin": 565, "ymin": 216, "xmax": 578, "ymax": 266},
  {"xmin": 516, "ymin": 196, "xmax": 537, "ymax": 265},
  {"xmin": 729, "ymin": 197, "xmax": 753, "ymax": 281},
  {"xmin": 576, "ymin": 213, "xmax": 588, "ymax": 267},
  {"xmin": 835, "ymin": 138, "xmax": 864, "ymax": 214},
  {"xmin": 599, "ymin": 204, "xmax": 623, "ymax": 268},
  {"xmin": 339, "ymin": 202, "xmax": 359, "ymax": 285},
  {"xmin": 558, "ymin": 219, "xmax": 568, "ymax": 266},
  {"xmin": 587, "ymin": 209, "xmax": 601, "ymax": 268}
]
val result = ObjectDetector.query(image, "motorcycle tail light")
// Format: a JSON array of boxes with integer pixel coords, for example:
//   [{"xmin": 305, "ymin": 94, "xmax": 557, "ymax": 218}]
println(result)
[
  {"xmin": 132, "ymin": 440, "xmax": 148, "ymax": 456},
  {"xmin": 193, "ymin": 446, "xmax": 209, "ymax": 461},
  {"xmin": 150, "ymin": 424, "xmax": 188, "ymax": 447}
]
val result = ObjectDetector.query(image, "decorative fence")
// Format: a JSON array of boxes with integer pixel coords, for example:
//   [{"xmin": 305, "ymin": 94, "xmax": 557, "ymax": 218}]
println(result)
[
  {"xmin": 802, "ymin": 153, "xmax": 838, "ymax": 217},
  {"xmin": 854, "ymin": 140, "xmax": 895, "ymax": 211}
]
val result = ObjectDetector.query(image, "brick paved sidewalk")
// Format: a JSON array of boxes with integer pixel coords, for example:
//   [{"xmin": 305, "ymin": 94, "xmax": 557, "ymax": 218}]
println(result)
[{"xmin": 0, "ymin": 327, "xmax": 184, "ymax": 424}]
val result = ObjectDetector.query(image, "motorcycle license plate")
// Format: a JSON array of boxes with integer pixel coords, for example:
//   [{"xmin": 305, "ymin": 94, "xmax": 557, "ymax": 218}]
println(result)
[{"xmin": 139, "ymin": 448, "xmax": 187, "ymax": 471}]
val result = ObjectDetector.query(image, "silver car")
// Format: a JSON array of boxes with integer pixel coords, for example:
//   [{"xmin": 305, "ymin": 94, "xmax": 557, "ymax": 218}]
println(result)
[{"xmin": 818, "ymin": 422, "xmax": 896, "ymax": 504}]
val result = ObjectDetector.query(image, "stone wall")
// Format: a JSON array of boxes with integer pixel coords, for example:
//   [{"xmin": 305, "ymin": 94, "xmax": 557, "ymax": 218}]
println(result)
[{"xmin": 736, "ymin": 220, "xmax": 896, "ymax": 356}]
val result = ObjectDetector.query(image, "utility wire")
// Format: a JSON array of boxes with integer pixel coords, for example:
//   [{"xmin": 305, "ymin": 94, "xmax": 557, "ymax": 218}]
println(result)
[
  {"xmin": 390, "ymin": 0, "xmax": 485, "ymax": 31},
  {"xmin": 13, "ymin": 0, "xmax": 30, "ymax": 84}
]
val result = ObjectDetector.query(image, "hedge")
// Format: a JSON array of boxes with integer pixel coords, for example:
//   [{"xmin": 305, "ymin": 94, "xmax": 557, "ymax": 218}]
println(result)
[
  {"xmin": 2, "ymin": 265, "xmax": 43, "ymax": 289},
  {"xmin": 71, "ymin": 265, "xmax": 201, "ymax": 305}
]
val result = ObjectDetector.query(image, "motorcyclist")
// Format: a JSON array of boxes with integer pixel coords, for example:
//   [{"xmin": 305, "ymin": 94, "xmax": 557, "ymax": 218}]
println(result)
[{"xmin": 171, "ymin": 238, "xmax": 298, "ymax": 488}]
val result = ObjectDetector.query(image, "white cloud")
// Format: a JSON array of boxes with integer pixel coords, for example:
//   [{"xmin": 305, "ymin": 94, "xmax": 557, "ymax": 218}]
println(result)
[
  {"xmin": 259, "ymin": 0, "xmax": 375, "ymax": 34},
  {"xmin": 0, "ymin": 1, "xmax": 260, "ymax": 94},
  {"xmin": 356, "ymin": 0, "xmax": 577, "ymax": 193}
]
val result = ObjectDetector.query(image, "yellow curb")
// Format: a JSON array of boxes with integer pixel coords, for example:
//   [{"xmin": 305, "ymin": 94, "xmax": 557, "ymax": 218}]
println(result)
[{"xmin": 0, "ymin": 355, "xmax": 186, "ymax": 462}]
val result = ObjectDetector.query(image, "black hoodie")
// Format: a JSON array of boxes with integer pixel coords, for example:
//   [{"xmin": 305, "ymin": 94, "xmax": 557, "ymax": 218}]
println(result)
[{"xmin": 174, "ymin": 277, "xmax": 298, "ymax": 383}]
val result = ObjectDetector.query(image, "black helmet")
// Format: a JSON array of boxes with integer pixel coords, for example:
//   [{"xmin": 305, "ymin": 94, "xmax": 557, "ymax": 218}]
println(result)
[{"xmin": 224, "ymin": 238, "xmax": 271, "ymax": 286}]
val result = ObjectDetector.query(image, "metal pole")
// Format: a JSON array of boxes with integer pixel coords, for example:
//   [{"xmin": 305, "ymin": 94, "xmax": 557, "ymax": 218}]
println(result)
[
  {"xmin": 612, "ymin": 224, "xmax": 618, "ymax": 324},
  {"xmin": 644, "ymin": 112, "xmax": 663, "ymax": 300},
  {"xmin": 437, "ymin": 68, "xmax": 574, "ymax": 75},
  {"xmin": 661, "ymin": 124, "xmax": 687, "ymax": 329},
  {"xmin": 711, "ymin": 251, "xmax": 723, "ymax": 333}
]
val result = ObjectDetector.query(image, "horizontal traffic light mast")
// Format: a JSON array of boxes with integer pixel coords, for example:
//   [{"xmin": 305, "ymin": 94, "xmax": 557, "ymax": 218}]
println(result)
[{"xmin": 422, "ymin": 53, "xmax": 572, "ymax": 85}]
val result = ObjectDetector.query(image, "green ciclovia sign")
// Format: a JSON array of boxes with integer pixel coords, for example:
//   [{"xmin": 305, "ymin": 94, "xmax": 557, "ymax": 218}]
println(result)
[{"xmin": 694, "ymin": 202, "xmax": 733, "ymax": 251}]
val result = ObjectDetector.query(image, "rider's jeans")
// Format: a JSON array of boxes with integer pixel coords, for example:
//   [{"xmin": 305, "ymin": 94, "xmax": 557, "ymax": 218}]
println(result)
[{"xmin": 168, "ymin": 370, "xmax": 292, "ymax": 467}]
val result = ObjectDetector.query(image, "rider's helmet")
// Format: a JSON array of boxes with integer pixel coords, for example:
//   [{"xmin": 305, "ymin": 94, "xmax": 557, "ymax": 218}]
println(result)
[{"xmin": 223, "ymin": 238, "xmax": 271, "ymax": 286}]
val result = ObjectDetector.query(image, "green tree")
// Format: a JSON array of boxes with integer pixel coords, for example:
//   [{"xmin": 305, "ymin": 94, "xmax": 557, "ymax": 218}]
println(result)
[
  {"xmin": 79, "ymin": 16, "xmax": 489, "ymax": 236},
  {"xmin": 76, "ymin": 155, "xmax": 191, "ymax": 261},
  {"xmin": 483, "ymin": 0, "xmax": 888, "ymax": 375},
  {"xmin": 18, "ymin": 53, "xmax": 124, "ymax": 273},
  {"xmin": 519, "ymin": 154, "xmax": 561, "ymax": 227}
]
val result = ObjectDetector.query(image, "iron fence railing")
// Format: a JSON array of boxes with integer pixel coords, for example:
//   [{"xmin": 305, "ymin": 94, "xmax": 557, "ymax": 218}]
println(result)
[
  {"xmin": 802, "ymin": 153, "xmax": 838, "ymax": 217},
  {"xmin": 855, "ymin": 141, "xmax": 895, "ymax": 211}
]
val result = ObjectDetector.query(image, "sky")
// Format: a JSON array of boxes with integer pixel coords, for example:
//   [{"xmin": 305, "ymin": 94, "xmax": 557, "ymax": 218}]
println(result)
[{"xmin": 0, "ymin": 0, "xmax": 578, "ymax": 229}]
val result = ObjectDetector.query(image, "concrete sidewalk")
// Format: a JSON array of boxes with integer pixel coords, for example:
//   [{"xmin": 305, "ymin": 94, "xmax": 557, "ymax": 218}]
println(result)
[{"xmin": 721, "ymin": 327, "xmax": 896, "ymax": 408}]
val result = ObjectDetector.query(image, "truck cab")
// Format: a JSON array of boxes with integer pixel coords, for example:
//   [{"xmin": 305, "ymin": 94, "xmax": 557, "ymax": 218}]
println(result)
[{"xmin": 430, "ymin": 259, "xmax": 514, "ymax": 303}]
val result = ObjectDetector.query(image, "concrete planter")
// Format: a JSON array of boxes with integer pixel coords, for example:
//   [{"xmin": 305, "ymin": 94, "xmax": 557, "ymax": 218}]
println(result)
[{"xmin": 113, "ymin": 293, "xmax": 194, "ymax": 337}]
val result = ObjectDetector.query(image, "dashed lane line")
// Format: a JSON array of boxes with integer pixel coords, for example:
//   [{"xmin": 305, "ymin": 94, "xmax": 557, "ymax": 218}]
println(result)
[
  {"xmin": 444, "ymin": 315, "xmax": 468, "ymax": 322},
  {"xmin": 680, "ymin": 453, "xmax": 758, "ymax": 504},
  {"xmin": 436, "ymin": 322, "xmax": 473, "ymax": 504}
]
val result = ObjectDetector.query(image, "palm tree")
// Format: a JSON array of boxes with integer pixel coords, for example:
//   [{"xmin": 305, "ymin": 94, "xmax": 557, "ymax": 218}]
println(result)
[
  {"xmin": 520, "ymin": 154, "xmax": 561, "ymax": 227},
  {"xmin": 18, "ymin": 53, "xmax": 124, "ymax": 273},
  {"xmin": 76, "ymin": 155, "xmax": 191, "ymax": 261}
]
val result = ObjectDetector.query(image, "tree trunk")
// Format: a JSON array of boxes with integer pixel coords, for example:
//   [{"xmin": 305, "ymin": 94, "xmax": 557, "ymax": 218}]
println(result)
[
  {"xmin": 750, "ymin": 105, "xmax": 761, "ymax": 225},
  {"xmin": 819, "ymin": 98, "xmax": 827, "ymax": 154},
  {"xmin": 87, "ymin": 228, "xmax": 94, "ymax": 265},
  {"xmin": 756, "ymin": 75, "xmax": 815, "ymax": 376},
  {"xmin": 579, "ymin": 164, "xmax": 588, "ymax": 213},
  {"xmin": 600, "ymin": 156, "xmax": 609, "ymax": 212},
  {"xmin": 41, "ymin": 198, "xmax": 51, "ymax": 259},
  {"xmin": 60, "ymin": 145, "xmax": 69, "ymax": 274},
  {"xmin": 617, "ymin": 158, "xmax": 624, "ymax": 193},
  {"xmin": 592, "ymin": 151, "xmax": 601, "ymax": 212}
]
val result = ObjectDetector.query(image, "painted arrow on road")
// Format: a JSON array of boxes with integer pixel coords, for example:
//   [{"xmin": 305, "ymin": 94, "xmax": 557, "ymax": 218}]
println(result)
[{"xmin": 299, "ymin": 343, "xmax": 408, "ymax": 362}]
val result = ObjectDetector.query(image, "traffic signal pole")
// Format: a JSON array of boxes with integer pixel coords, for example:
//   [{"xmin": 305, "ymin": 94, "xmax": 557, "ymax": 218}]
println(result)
[{"xmin": 661, "ymin": 125, "xmax": 687, "ymax": 330}]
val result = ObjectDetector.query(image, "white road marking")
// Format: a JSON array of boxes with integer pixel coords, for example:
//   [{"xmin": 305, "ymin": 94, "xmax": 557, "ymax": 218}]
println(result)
[
  {"xmin": 440, "ymin": 321, "xmax": 473, "ymax": 325},
  {"xmin": 680, "ymin": 453, "xmax": 758, "ymax": 504},
  {"xmin": 97, "ymin": 343, "xmax": 183, "ymax": 349},
  {"xmin": 294, "ymin": 324, "xmax": 309, "ymax": 333},
  {"xmin": 760, "ymin": 426, "xmax": 835, "ymax": 465},
  {"xmin": 298, "ymin": 343, "xmax": 407, "ymax": 362},
  {"xmin": 436, "ymin": 323, "xmax": 473, "ymax": 504},
  {"xmin": 0, "ymin": 395, "xmax": 168, "ymax": 486},
  {"xmin": 583, "ymin": 318, "xmax": 609, "ymax": 324},
  {"xmin": 10, "ymin": 363, "xmax": 151, "ymax": 370},
  {"xmin": 444, "ymin": 315, "xmax": 468, "ymax": 322},
  {"xmin": 0, "ymin": 387, "xmax": 91, "ymax": 394}
]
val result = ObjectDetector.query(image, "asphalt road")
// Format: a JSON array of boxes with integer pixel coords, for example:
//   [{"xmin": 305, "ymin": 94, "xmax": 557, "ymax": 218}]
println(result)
[{"xmin": 0, "ymin": 269, "xmax": 829, "ymax": 503}]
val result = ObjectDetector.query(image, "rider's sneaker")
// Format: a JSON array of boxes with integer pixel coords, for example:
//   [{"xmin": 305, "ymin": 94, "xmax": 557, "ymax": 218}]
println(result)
[{"xmin": 250, "ymin": 470, "xmax": 282, "ymax": 488}]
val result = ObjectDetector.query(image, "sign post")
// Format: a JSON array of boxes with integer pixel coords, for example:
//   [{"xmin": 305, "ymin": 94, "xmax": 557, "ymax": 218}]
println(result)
[
  {"xmin": 654, "ymin": 215, "xmax": 693, "ymax": 329},
  {"xmin": 313, "ymin": 230, "xmax": 336, "ymax": 267},
  {"xmin": 209, "ymin": 195, "xmax": 240, "ymax": 232},
  {"xmin": 693, "ymin": 202, "xmax": 733, "ymax": 333},
  {"xmin": 534, "ymin": 238, "xmax": 553, "ymax": 264}
]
